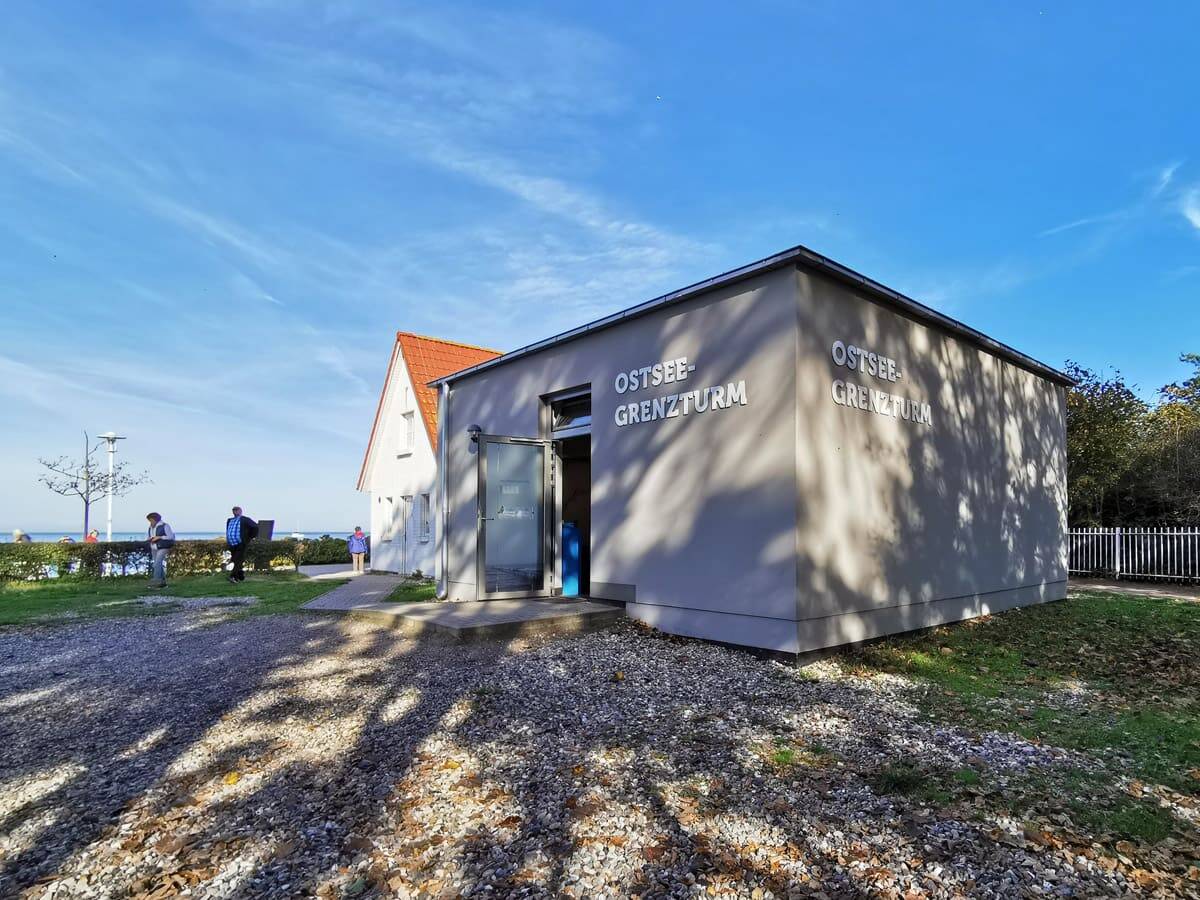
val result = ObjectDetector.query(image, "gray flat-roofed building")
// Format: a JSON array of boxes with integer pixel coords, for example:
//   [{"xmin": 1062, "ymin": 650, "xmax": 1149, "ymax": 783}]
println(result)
[{"xmin": 432, "ymin": 244, "xmax": 1071, "ymax": 655}]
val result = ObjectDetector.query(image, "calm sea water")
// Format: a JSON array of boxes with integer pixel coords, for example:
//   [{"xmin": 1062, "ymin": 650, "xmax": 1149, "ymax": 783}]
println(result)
[{"xmin": 1, "ymin": 530, "xmax": 352, "ymax": 543}]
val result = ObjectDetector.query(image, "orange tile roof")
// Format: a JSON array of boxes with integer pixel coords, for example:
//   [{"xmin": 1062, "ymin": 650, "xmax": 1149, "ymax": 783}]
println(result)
[
  {"xmin": 358, "ymin": 332, "xmax": 501, "ymax": 489},
  {"xmin": 398, "ymin": 332, "xmax": 501, "ymax": 453}
]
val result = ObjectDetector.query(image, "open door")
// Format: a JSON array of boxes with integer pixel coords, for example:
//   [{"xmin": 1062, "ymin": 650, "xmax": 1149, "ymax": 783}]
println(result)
[{"xmin": 477, "ymin": 436, "xmax": 552, "ymax": 599}]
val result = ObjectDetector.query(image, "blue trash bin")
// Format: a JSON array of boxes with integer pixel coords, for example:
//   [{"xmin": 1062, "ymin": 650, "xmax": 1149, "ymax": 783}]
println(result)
[{"xmin": 562, "ymin": 520, "xmax": 581, "ymax": 597}]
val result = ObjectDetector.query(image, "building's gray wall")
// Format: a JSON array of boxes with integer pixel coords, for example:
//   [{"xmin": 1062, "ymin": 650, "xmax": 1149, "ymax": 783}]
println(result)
[
  {"xmin": 442, "ymin": 262, "xmax": 1069, "ymax": 655},
  {"xmin": 444, "ymin": 268, "xmax": 805, "ymax": 652},
  {"xmin": 791, "ymin": 266, "xmax": 1069, "ymax": 651}
]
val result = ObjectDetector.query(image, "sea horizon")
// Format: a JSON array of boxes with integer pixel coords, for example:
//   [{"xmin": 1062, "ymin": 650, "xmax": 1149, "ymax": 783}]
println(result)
[{"xmin": 1, "ymin": 529, "xmax": 356, "ymax": 543}]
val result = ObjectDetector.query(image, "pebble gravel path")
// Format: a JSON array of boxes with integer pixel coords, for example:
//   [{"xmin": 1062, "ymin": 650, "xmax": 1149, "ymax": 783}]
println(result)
[{"xmin": 0, "ymin": 611, "xmax": 1165, "ymax": 898}]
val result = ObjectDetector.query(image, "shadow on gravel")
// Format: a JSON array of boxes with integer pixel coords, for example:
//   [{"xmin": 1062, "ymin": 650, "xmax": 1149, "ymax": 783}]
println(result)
[
  {"xmin": 2, "ymin": 609, "xmax": 1185, "ymax": 898},
  {"xmin": 0, "ymin": 611, "xmax": 519, "ymax": 897},
  {"xmin": 0, "ymin": 614, "xmax": 359, "ymax": 892}
]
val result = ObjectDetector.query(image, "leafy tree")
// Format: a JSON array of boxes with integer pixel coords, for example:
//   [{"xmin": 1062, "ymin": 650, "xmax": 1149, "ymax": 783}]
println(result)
[
  {"xmin": 1134, "ymin": 403, "xmax": 1200, "ymax": 521},
  {"xmin": 1064, "ymin": 362, "xmax": 1147, "ymax": 525},
  {"xmin": 38, "ymin": 433, "xmax": 151, "ymax": 538},
  {"xmin": 1139, "ymin": 354, "xmax": 1200, "ymax": 522},
  {"xmin": 1161, "ymin": 352, "xmax": 1200, "ymax": 406},
  {"xmin": 1066, "ymin": 354, "xmax": 1200, "ymax": 525}
]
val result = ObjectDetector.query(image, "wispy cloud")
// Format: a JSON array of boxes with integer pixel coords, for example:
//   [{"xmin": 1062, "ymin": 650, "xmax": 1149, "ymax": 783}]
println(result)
[
  {"xmin": 0, "ymin": 125, "xmax": 89, "ymax": 185},
  {"xmin": 142, "ymin": 196, "xmax": 285, "ymax": 270},
  {"xmin": 1038, "ymin": 209, "xmax": 1129, "ymax": 237},
  {"xmin": 901, "ymin": 262, "xmax": 1032, "ymax": 312},
  {"xmin": 231, "ymin": 271, "xmax": 285, "ymax": 307},
  {"xmin": 1039, "ymin": 159, "xmax": 1186, "ymax": 239},
  {"xmin": 1, "ymin": 0, "xmax": 711, "ymax": 340},
  {"xmin": 1163, "ymin": 264, "xmax": 1200, "ymax": 282},
  {"xmin": 907, "ymin": 158, "xmax": 1194, "ymax": 317},
  {"xmin": 314, "ymin": 345, "xmax": 372, "ymax": 397},
  {"xmin": 1181, "ymin": 187, "xmax": 1200, "ymax": 231},
  {"xmin": 1153, "ymin": 160, "xmax": 1183, "ymax": 196},
  {"xmin": 0, "ymin": 0, "xmax": 806, "ymax": 527}
]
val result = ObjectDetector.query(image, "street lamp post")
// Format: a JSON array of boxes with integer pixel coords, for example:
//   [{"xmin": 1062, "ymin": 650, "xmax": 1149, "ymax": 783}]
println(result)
[{"xmin": 97, "ymin": 432, "xmax": 125, "ymax": 542}]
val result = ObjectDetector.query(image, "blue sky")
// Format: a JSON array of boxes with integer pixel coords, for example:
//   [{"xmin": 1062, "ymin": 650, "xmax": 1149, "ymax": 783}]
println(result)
[{"xmin": 1, "ymin": 1, "xmax": 1197, "ymax": 532}]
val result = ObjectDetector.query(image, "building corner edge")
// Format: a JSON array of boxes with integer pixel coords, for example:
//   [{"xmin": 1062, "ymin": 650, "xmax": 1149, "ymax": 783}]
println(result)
[{"xmin": 436, "ymin": 381, "xmax": 449, "ymax": 599}]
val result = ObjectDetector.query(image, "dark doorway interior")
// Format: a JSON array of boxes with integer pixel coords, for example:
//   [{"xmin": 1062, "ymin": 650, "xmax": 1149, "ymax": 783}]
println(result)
[{"xmin": 558, "ymin": 435, "xmax": 591, "ymax": 595}]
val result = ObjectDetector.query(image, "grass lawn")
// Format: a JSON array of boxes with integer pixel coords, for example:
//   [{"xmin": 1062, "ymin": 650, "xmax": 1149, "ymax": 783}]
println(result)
[
  {"xmin": 843, "ymin": 587, "xmax": 1200, "ymax": 846},
  {"xmin": 385, "ymin": 579, "xmax": 437, "ymax": 603},
  {"xmin": 0, "ymin": 572, "xmax": 347, "ymax": 628}
]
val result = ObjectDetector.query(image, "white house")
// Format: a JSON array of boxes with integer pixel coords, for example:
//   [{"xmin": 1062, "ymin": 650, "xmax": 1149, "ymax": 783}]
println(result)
[{"xmin": 358, "ymin": 332, "xmax": 501, "ymax": 576}]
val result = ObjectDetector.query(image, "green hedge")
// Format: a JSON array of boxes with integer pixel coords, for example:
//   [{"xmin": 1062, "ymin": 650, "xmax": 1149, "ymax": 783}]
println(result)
[
  {"xmin": 295, "ymin": 535, "xmax": 363, "ymax": 566},
  {"xmin": 0, "ymin": 535, "xmax": 363, "ymax": 581}
]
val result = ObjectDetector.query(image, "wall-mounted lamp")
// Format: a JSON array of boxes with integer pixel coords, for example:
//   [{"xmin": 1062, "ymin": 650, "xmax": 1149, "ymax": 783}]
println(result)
[{"xmin": 466, "ymin": 424, "xmax": 482, "ymax": 443}]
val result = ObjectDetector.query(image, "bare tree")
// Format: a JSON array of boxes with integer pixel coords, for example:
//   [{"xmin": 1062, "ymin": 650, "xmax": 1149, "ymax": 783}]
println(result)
[{"xmin": 38, "ymin": 432, "xmax": 151, "ymax": 538}]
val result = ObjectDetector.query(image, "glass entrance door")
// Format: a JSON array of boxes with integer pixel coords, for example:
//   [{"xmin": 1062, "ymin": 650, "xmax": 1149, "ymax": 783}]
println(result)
[{"xmin": 478, "ymin": 437, "xmax": 550, "ymax": 598}]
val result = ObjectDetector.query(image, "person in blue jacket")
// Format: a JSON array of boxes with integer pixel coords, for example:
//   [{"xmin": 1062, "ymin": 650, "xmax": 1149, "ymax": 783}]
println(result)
[
  {"xmin": 225, "ymin": 506, "xmax": 259, "ymax": 584},
  {"xmin": 347, "ymin": 526, "xmax": 368, "ymax": 573}
]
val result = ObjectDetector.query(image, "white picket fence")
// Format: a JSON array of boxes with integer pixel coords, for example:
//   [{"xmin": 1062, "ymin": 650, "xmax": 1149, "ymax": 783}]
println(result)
[{"xmin": 1068, "ymin": 526, "xmax": 1200, "ymax": 582}]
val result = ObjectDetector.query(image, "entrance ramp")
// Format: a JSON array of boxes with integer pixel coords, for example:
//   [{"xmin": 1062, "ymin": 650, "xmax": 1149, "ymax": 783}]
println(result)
[{"xmin": 303, "ymin": 579, "xmax": 623, "ymax": 642}]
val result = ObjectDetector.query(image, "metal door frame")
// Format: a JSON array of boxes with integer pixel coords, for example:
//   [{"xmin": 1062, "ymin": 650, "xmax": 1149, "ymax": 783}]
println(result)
[
  {"xmin": 476, "ymin": 434, "xmax": 553, "ymax": 600},
  {"xmin": 539, "ymin": 386, "xmax": 593, "ymax": 600}
]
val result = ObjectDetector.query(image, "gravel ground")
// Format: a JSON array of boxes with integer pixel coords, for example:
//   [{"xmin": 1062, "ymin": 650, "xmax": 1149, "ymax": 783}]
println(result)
[{"xmin": 0, "ymin": 611, "xmax": 1171, "ymax": 899}]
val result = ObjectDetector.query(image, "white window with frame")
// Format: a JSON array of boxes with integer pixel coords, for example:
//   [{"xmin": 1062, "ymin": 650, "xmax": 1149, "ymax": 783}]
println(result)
[
  {"xmin": 398, "ymin": 411, "xmax": 415, "ymax": 456},
  {"xmin": 380, "ymin": 496, "xmax": 394, "ymax": 542},
  {"xmin": 420, "ymin": 493, "xmax": 431, "ymax": 542}
]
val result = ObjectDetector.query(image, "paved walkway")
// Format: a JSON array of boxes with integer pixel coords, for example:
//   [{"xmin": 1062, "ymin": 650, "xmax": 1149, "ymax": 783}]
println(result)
[
  {"xmin": 303, "ymin": 573, "xmax": 408, "ymax": 606},
  {"xmin": 298, "ymin": 563, "xmax": 364, "ymax": 580},
  {"xmin": 1071, "ymin": 576, "xmax": 1200, "ymax": 602},
  {"xmin": 302, "ymin": 579, "xmax": 624, "ymax": 642}
]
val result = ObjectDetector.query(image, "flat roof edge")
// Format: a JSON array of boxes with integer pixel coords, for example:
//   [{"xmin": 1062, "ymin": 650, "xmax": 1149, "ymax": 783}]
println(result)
[
  {"xmin": 791, "ymin": 248, "xmax": 1076, "ymax": 387},
  {"xmin": 432, "ymin": 244, "xmax": 1075, "ymax": 388}
]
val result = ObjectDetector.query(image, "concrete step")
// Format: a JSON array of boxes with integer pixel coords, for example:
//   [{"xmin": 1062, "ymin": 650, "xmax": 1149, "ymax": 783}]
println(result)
[{"xmin": 305, "ymin": 595, "xmax": 625, "ymax": 643}]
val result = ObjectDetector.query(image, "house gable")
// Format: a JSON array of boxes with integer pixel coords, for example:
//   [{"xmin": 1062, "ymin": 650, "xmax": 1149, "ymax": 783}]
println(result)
[{"xmin": 358, "ymin": 332, "xmax": 501, "ymax": 490}]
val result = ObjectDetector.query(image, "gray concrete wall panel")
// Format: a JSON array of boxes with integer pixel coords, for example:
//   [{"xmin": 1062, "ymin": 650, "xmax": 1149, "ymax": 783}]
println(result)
[
  {"xmin": 793, "ymin": 267, "xmax": 1069, "ymax": 643},
  {"xmin": 445, "ymin": 269, "xmax": 802, "ymax": 634},
  {"xmin": 440, "ymin": 261, "xmax": 1069, "ymax": 654}
]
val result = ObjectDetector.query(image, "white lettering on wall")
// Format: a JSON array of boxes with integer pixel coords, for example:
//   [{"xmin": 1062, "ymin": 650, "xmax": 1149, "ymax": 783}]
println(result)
[
  {"xmin": 614, "ymin": 380, "xmax": 748, "ymax": 427},
  {"xmin": 830, "ymin": 340, "xmax": 902, "ymax": 382},
  {"xmin": 612, "ymin": 355, "xmax": 748, "ymax": 428},
  {"xmin": 829, "ymin": 340, "xmax": 931, "ymax": 427},
  {"xmin": 614, "ymin": 357, "xmax": 695, "ymax": 394},
  {"xmin": 830, "ymin": 378, "xmax": 932, "ymax": 426}
]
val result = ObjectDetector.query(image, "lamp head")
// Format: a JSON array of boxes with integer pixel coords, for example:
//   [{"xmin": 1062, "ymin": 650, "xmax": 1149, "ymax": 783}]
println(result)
[{"xmin": 466, "ymin": 424, "xmax": 482, "ymax": 443}]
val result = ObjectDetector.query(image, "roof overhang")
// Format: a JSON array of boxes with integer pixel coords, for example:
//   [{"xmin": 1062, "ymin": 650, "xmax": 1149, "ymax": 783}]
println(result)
[
  {"xmin": 358, "ymin": 332, "xmax": 503, "ymax": 490},
  {"xmin": 357, "ymin": 337, "xmax": 402, "ymax": 492},
  {"xmin": 431, "ymin": 243, "xmax": 1076, "ymax": 389}
]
